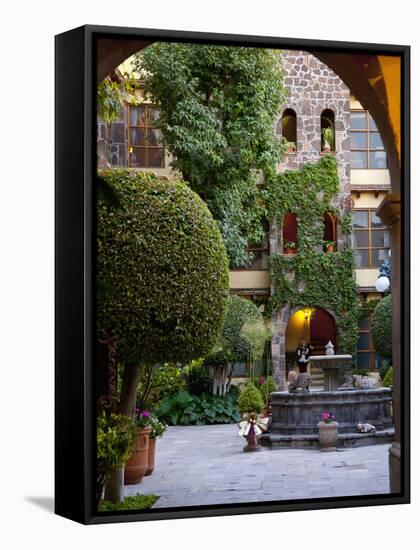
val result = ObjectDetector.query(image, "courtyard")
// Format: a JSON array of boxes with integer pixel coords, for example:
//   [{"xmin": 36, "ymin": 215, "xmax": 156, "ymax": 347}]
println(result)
[{"xmin": 126, "ymin": 425, "xmax": 391, "ymax": 508}]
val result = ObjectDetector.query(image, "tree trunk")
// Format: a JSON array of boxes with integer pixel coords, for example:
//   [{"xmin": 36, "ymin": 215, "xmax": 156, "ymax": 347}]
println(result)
[
  {"xmin": 118, "ymin": 363, "xmax": 142, "ymax": 416},
  {"xmin": 225, "ymin": 363, "xmax": 233, "ymax": 394},
  {"xmin": 104, "ymin": 467, "xmax": 124, "ymax": 503},
  {"xmin": 104, "ymin": 363, "xmax": 142, "ymax": 503}
]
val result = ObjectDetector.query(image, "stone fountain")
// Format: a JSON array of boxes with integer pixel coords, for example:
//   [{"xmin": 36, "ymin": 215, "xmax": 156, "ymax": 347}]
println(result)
[{"xmin": 261, "ymin": 342, "xmax": 394, "ymax": 448}]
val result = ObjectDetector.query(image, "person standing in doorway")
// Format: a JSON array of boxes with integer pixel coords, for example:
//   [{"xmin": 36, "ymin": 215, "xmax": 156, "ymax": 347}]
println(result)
[{"xmin": 296, "ymin": 339, "xmax": 312, "ymax": 373}]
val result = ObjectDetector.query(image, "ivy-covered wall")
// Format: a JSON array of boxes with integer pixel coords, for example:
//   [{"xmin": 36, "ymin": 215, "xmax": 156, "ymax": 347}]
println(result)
[{"xmin": 263, "ymin": 155, "xmax": 358, "ymax": 389}]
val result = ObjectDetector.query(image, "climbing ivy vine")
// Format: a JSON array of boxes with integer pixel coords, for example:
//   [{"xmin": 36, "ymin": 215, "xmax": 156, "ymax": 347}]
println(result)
[{"xmin": 263, "ymin": 155, "xmax": 358, "ymax": 356}]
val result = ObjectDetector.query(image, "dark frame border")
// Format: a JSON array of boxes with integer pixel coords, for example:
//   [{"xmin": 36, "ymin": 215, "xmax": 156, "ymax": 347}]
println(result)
[{"xmin": 55, "ymin": 24, "xmax": 410, "ymax": 525}]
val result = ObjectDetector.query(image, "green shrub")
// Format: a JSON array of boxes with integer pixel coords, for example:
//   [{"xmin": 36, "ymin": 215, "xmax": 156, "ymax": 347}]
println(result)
[
  {"xmin": 379, "ymin": 360, "xmax": 391, "ymax": 381},
  {"xmin": 185, "ymin": 362, "xmax": 212, "ymax": 396},
  {"xmin": 99, "ymin": 494, "xmax": 158, "ymax": 512},
  {"xmin": 157, "ymin": 389, "xmax": 240, "ymax": 425},
  {"xmin": 96, "ymin": 413, "xmax": 137, "ymax": 501},
  {"xmin": 354, "ymin": 368, "xmax": 369, "ymax": 376},
  {"xmin": 259, "ymin": 376, "xmax": 277, "ymax": 403},
  {"xmin": 371, "ymin": 295, "xmax": 392, "ymax": 361},
  {"xmin": 207, "ymin": 295, "xmax": 263, "ymax": 366},
  {"xmin": 97, "ymin": 169, "xmax": 229, "ymax": 367},
  {"xmin": 383, "ymin": 366, "xmax": 394, "ymax": 388},
  {"xmin": 238, "ymin": 383, "xmax": 264, "ymax": 415},
  {"xmin": 227, "ymin": 383, "xmax": 241, "ymax": 400}
]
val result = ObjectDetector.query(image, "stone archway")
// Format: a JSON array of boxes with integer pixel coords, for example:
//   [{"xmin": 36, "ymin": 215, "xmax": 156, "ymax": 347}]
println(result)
[
  {"xmin": 272, "ymin": 305, "xmax": 338, "ymax": 390},
  {"xmin": 95, "ymin": 33, "xmax": 403, "ymax": 491}
]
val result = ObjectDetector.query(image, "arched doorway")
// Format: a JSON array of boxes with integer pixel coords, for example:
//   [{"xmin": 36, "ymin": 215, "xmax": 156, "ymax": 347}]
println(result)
[
  {"xmin": 285, "ymin": 307, "xmax": 336, "ymax": 387},
  {"xmin": 309, "ymin": 309, "xmax": 336, "ymax": 354}
]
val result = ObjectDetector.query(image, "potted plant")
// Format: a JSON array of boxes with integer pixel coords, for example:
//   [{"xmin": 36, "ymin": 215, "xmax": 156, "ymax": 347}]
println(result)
[
  {"xmin": 324, "ymin": 240, "xmax": 335, "ymax": 253},
  {"xmin": 321, "ymin": 126, "xmax": 334, "ymax": 152},
  {"xmin": 124, "ymin": 409, "xmax": 152, "ymax": 485},
  {"xmin": 96, "ymin": 412, "xmax": 137, "ymax": 506},
  {"xmin": 286, "ymin": 141, "xmax": 296, "ymax": 153},
  {"xmin": 283, "ymin": 240, "xmax": 297, "ymax": 255},
  {"xmin": 146, "ymin": 414, "xmax": 168, "ymax": 476},
  {"xmin": 317, "ymin": 411, "xmax": 339, "ymax": 452}
]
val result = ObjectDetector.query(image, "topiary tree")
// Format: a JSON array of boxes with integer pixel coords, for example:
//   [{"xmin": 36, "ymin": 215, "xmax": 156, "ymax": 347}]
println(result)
[
  {"xmin": 371, "ymin": 294, "xmax": 392, "ymax": 361},
  {"xmin": 206, "ymin": 295, "xmax": 263, "ymax": 395},
  {"xmin": 97, "ymin": 169, "xmax": 229, "ymax": 500},
  {"xmin": 133, "ymin": 43, "xmax": 286, "ymax": 266},
  {"xmin": 238, "ymin": 383, "xmax": 264, "ymax": 416}
]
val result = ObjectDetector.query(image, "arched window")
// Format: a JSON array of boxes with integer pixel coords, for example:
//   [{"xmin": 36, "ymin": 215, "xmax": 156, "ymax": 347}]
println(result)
[
  {"xmin": 283, "ymin": 212, "xmax": 298, "ymax": 254},
  {"xmin": 281, "ymin": 109, "xmax": 297, "ymax": 151},
  {"xmin": 323, "ymin": 212, "xmax": 337, "ymax": 252},
  {"xmin": 321, "ymin": 109, "xmax": 335, "ymax": 152}
]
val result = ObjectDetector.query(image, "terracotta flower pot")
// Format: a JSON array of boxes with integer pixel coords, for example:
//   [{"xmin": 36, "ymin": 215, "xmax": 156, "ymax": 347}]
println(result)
[
  {"xmin": 326, "ymin": 244, "xmax": 335, "ymax": 253},
  {"xmin": 124, "ymin": 426, "xmax": 151, "ymax": 485},
  {"xmin": 145, "ymin": 437, "xmax": 156, "ymax": 476},
  {"xmin": 317, "ymin": 421, "xmax": 339, "ymax": 451}
]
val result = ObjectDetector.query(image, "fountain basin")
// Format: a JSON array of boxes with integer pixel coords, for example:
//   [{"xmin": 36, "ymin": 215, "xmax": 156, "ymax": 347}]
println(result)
[
  {"xmin": 261, "ymin": 388, "xmax": 394, "ymax": 448},
  {"xmin": 309, "ymin": 354, "xmax": 353, "ymax": 391}
]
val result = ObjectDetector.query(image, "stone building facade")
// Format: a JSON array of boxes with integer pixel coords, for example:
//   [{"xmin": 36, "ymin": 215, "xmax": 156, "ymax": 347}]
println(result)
[
  {"xmin": 270, "ymin": 51, "xmax": 352, "ymax": 390},
  {"xmin": 97, "ymin": 49, "xmax": 391, "ymax": 386}
]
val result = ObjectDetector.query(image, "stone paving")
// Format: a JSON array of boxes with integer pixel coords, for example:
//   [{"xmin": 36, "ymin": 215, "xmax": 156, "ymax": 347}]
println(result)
[{"xmin": 125, "ymin": 424, "xmax": 391, "ymax": 508}]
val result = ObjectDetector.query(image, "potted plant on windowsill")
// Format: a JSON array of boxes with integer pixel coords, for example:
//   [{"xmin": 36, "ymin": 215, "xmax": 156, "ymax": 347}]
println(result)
[
  {"xmin": 321, "ymin": 126, "xmax": 334, "ymax": 153},
  {"xmin": 286, "ymin": 141, "xmax": 296, "ymax": 154},
  {"xmin": 146, "ymin": 414, "xmax": 168, "ymax": 476},
  {"xmin": 124, "ymin": 409, "xmax": 152, "ymax": 485},
  {"xmin": 317, "ymin": 411, "xmax": 339, "ymax": 452},
  {"xmin": 324, "ymin": 240, "xmax": 336, "ymax": 253},
  {"xmin": 283, "ymin": 240, "xmax": 297, "ymax": 255}
]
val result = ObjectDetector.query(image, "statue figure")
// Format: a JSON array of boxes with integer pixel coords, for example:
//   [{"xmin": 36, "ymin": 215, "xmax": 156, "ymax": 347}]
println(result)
[
  {"xmin": 353, "ymin": 375, "xmax": 379, "ymax": 389},
  {"xmin": 339, "ymin": 371, "xmax": 355, "ymax": 390},
  {"xmin": 325, "ymin": 341, "xmax": 335, "ymax": 356},
  {"xmin": 288, "ymin": 371, "xmax": 311, "ymax": 393}
]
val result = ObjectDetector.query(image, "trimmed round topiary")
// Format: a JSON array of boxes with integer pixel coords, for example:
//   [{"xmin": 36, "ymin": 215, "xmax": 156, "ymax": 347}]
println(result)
[
  {"xmin": 97, "ymin": 170, "xmax": 229, "ymax": 365},
  {"xmin": 371, "ymin": 294, "xmax": 392, "ymax": 361},
  {"xmin": 238, "ymin": 383, "xmax": 264, "ymax": 415}
]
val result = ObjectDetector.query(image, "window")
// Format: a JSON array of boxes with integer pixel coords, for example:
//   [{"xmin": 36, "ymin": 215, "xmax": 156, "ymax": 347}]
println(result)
[
  {"xmin": 283, "ymin": 212, "xmax": 298, "ymax": 254},
  {"xmin": 357, "ymin": 313, "xmax": 385, "ymax": 372},
  {"xmin": 246, "ymin": 231, "xmax": 269, "ymax": 270},
  {"xmin": 280, "ymin": 109, "xmax": 297, "ymax": 149},
  {"xmin": 128, "ymin": 104, "xmax": 165, "ymax": 168},
  {"xmin": 352, "ymin": 209, "xmax": 390, "ymax": 268},
  {"xmin": 323, "ymin": 212, "xmax": 337, "ymax": 252},
  {"xmin": 321, "ymin": 109, "xmax": 335, "ymax": 152},
  {"xmin": 350, "ymin": 110, "xmax": 387, "ymax": 169},
  {"xmin": 234, "ymin": 222, "xmax": 269, "ymax": 270}
]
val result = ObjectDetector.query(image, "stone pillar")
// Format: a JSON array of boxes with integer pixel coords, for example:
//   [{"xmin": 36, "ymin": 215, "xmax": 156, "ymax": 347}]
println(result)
[
  {"xmin": 377, "ymin": 194, "xmax": 401, "ymax": 494},
  {"xmin": 272, "ymin": 305, "xmax": 290, "ymax": 391}
]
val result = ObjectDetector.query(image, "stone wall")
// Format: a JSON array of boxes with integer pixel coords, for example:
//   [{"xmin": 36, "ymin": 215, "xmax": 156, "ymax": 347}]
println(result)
[{"xmin": 271, "ymin": 51, "xmax": 352, "ymax": 390}]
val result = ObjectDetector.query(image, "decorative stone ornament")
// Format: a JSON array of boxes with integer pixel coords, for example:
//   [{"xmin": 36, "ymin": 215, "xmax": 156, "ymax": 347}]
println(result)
[
  {"xmin": 325, "ymin": 341, "xmax": 335, "ymax": 355},
  {"xmin": 318, "ymin": 420, "xmax": 339, "ymax": 451}
]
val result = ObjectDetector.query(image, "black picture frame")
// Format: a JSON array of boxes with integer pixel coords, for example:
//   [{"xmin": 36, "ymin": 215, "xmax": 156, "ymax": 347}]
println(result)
[{"xmin": 55, "ymin": 24, "xmax": 410, "ymax": 525}]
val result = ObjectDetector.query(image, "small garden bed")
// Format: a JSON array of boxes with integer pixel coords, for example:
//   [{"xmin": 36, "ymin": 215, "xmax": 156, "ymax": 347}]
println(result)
[{"xmin": 99, "ymin": 494, "xmax": 159, "ymax": 512}]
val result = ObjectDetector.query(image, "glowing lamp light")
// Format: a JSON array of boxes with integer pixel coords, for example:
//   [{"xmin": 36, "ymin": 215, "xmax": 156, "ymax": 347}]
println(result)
[{"xmin": 376, "ymin": 276, "xmax": 390, "ymax": 293}]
